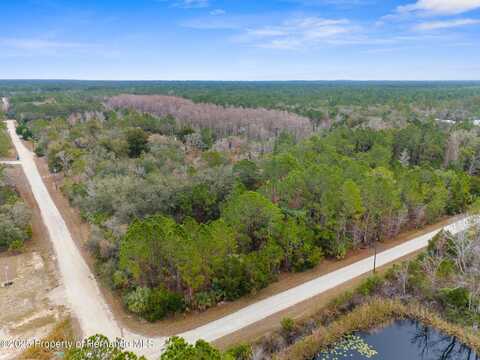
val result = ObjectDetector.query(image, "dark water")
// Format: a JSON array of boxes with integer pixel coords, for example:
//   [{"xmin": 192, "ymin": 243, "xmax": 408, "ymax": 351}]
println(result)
[{"xmin": 315, "ymin": 320, "xmax": 478, "ymax": 360}]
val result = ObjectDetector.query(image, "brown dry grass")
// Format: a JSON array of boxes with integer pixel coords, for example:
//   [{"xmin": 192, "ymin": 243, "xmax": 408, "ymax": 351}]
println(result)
[
  {"xmin": 275, "ymin": 298, "xmax": 480, "ymax": 360},
  {"xmin": 32, "ymin": 156, "xmax": 464, "ymax": 340},
  {"xmin": 19, "ymin": 319, "xmax": 75, "ymax": 360}
]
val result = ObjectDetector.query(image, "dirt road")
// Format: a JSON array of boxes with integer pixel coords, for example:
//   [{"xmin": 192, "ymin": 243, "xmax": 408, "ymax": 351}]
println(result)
[
  {"xmin": 1, "ymin": 97, "xmax": 8, "ymax": 112},
  {"xmin": 4, "ymin": 120, "xmax": 167, "ymax": 358},
  {"xmin": 179, "ymin": 216, "xmax": 472, "ymax": 343},
  {"xmin": 4, "ymin": 119, "xmax": 475, "ymax": 358},
  {"xmin": 4, "ymin": 121, "xmax": 122, "ymax": 340},
  {"xmin": 0, "ymin": 165, "xmax": 68, "ymax": 360}
]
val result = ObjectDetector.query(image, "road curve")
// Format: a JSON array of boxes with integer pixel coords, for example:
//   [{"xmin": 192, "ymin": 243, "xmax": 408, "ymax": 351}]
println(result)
[
  {"xmin": 4, "ymin": 119, "xmax": 475, "ymax": 358},
  {"xmin": 5, "ymin": 120, "xmax": 165, "ymax": 358}
]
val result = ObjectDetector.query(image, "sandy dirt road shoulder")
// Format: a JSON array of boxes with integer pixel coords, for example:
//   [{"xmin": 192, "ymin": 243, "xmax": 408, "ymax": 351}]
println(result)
[
  {"xmin": 0, "ymin": 166, "xmax": 68, "ymax": 360},
  {"xmin": 33, "ymin": 138, "xmax": 466, "ymax": 339},
  {"xmin": 4, "ymin": 119, "xmax": 475, "ymax": 358},
  {"xmin": 4, "ymin": 120, "xmax": 122, "ymax": 340}
]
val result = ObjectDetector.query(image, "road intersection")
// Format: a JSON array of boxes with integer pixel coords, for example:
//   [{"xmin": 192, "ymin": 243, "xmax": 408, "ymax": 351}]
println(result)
[{"xmin": 4, "ymin": 119, "xmax": 474, "ymax": 358}]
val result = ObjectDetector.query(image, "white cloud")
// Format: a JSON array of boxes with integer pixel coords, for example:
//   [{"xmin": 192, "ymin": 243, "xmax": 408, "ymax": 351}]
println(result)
[
  {"xmin": 248, "ymin": 29, "xmax": 289, "ymax": 37},
  {"xmin": 240, "ymin": 17, "xmax": 352, "ymax": 49},
  {"xmin": 0, "ymin": 38, "xmax": 95, "ymax": 50},
  {"xmin": 210, "ymin": 9, "xmax": 225, "ymax": 16},
  {"xmin": 377, "ymin": 0, "xmax": 480, "ymax": 29},
  {"xmin": 260, "ymin": 38, "xmax": 304, "ymax": 50},
  {"xmin": 397, "ymin": 0, "xmax": 480, "ymax": 15},
  {"xmin": 287, "ymin": 0, "xmax": 372, "ymax": 6},
  {"xmin": 182, "ymin": 16, "xmax": 242, "ymax": 29},
  {"xmin": 173, "ymin": 0, "xmax": 209, "ymax": 8},
  {"xmin": 185, "ymin": 6, "xmax": 479, "ymax": 52},
  {"xmin": 415, "ymin": 18, "xmax": 480, "ymax": 30},
  {"xmin": 0, "ymin": 38, "xmax": 119, "ymax": 59}
]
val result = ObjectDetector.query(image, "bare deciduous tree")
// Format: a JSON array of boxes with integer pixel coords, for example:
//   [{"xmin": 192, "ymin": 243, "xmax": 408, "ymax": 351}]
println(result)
[
  {"xmin": 397, "ymin": 262, "xmax": 410, "ymax": 296},
  {"xmin": 421, "ymin": 255, "xmax": 441, "ymax": 289},
  {"xmin": 107, "ymin": 95, "xmax": 312, "ymax": 142}
]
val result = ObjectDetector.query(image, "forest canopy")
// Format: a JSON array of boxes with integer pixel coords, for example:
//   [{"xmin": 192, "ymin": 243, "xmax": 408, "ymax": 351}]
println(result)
[
  {"xmin": 4, "ymin": 80, "xmax": 480, "ymax": 320},
  {"xmin": 0, "ymin": 167, "xmax": 31, "ymax": 252}
]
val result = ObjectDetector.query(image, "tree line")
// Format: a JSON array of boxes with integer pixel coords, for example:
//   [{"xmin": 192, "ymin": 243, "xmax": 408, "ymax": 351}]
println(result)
[
  {"xmin": 0, "ymin": 167, "xmax": 31, "ymax": 252},
  {"xmin": 107, "ymin": 94, "xmax": 312, "ymax": 142},
  {"xmin": 13, "ymin": 104, "xmax": 480, "ymax": 320}
]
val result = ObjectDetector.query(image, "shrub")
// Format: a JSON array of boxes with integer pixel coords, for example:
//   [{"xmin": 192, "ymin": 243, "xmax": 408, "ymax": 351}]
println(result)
[
  {"xmin": 112, "ymin": 270, "xmax": 128, "ymax": 289},
  {"xmin": 34, "ymin": 144, "xmax": 46, "ymax": 157},
  {"xmin": 0, "ymin": 215, "xmax": 30, "ymax": 250},
  {"xmin": 125, "ymin": 127, "xmax": 149, "ymax": 158},
  {"xmin": 213, "ymin": 256, "xmax": 252, "ymax": 301},
  {"xmin": 406, "ymin": 259, "xmax": 428, "ymax": 293},
  {"xmin": 8, "ymin": 239, "xmax": 24, "ymax": 252},
  {"xmin": 328, "ymin": 290, "xmax": 354, "ymax": 309},
  {"xmin": 15, "ymin": 123, "xmax": 33, "ymax": 140},
  {"xmin": 66, "ymin": 334, "xmax": 145, "ymax": 360},
  {"xmin": 62, "ymin": 180, "xmax": 87, "ymax": 203},
  {"xmin": 436, "ymin": 259, "xmax": 455, "ymax": 279},
  {"xmin": 160, "ymin": 337, "xmax": 224, "ymax": 360},
  {"xmin": 176, "ymin": 126, "xmax": 195, "ymax": 142},
  {"xmin": 202, "ymin": 151, "xmax": 228, "ymax": 167},
  {"xmin": 277, "ymin": 299, "xmax": 405, "ymax": 360},
  {"xmin": 357, "ymin": 275, "xmax": 384, "ymax": 296},
  {"xmin": 280, "ymin": 317, "xmax": 300, "ymax": 344},
  {"xmin": 292, "ymin": 243, "xmax": 323, "ymax": 272},
  {"xmin": 232, "ymin": 160, "xmax": 260, "ymax": 190},
  {"xmin": 145, "ymin": 287, "xmax": 184, "ymax": 321},
  {"xmin": 327, "ymin": 238, "xmax": 349, "ymax": 260},
  {"xmin": 226, "ymin": 343, "xmax": 253, "ymax": 360},
  {"xmin": 20, "ymin": 319, "xmax": 74, "ymax": 360},
  {"xmin": 200, "ymin": 128, "xmax": 216, "ymax": 149},
  {"xmin": 280, "ymin": 317, "xmax": 296, "ymax": 333},
  {"xmin": 124, "ymin": 287, "xmax": 151, "ymax": 315},
  {"xmin": 194, "ymin": 291, "xmax": 216, "ymax": 311},
  {"xmin": 124, "ymin": 287, "xmax": 184, "ymax": 321},
  {"xmin": 439, "ymin": 287, "xmax": 470, "ymax": 309}
]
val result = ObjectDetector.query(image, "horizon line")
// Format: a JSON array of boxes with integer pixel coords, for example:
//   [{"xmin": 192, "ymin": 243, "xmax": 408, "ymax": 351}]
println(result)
[{"xmin": 1, "ymin": 79, "xmax": 480, "ymax": 82}]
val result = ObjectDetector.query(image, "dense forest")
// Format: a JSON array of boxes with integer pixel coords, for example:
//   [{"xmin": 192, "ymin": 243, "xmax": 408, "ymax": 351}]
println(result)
[
  {"xmin": 3, "ymin": 80, "xmax": 480, "ymax": 124},
  {"xmin": 107, "ymin": 95, "xmax": 312, "ymax": 141},
  {"xmin": 35, "ymin": 217, "xmax": 480, "ymax": 360},
  {"xmin": 253, "ymin": 223, "xmax": 480, "ymax": 359},
  {"xmin": 0, "ymin": 116, "xmax": 10, "ymax": 157},
  {"xmin": 0, "ymin": 99, "xmax": 32, "ymax": 252},
  {"xmin": 0, "ymin": 166, "xmax": 31, "ymax": 252},
  {"xmin": 5, "ymin": 80, "xmax": 480, "ymax": 320},
  {"xmin": 7, "ymin": 84, "xmax": 480, "ymax": 321},
  {"xmin": 0, "ymin": 114, "xmax": 32, "ymax": 252}
]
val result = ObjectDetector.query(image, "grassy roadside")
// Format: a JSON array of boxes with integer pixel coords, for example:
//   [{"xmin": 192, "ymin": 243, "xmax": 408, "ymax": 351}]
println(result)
[
  {"xmin": 275, "ymin": 298, "xmax": 480, "ymax": 360},
  {"xmin": 236, "ymin": 226, "xmax": 480, "ymax": 360},
  {"xmin": 0, "ymin": 121, "xmax": 11, "ymax": 157},
  {"xmin": 19, "ymin": 319, "xmax": 75, "ymax": 360},
  {"xmin": 28, "ymin": 142, "xmax": 466, "ymax": 340}
]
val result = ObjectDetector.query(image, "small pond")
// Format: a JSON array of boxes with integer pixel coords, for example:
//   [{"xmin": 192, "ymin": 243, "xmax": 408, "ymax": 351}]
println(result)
[{"xmin": 316, "ymin": 320, "xmax": 478, "ymax": 360}]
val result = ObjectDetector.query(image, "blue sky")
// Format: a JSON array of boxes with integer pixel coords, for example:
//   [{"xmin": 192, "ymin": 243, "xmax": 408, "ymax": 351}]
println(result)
[{"xmin": 0, "ymin": 0, "xmax": 479, "ymax": 80}]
